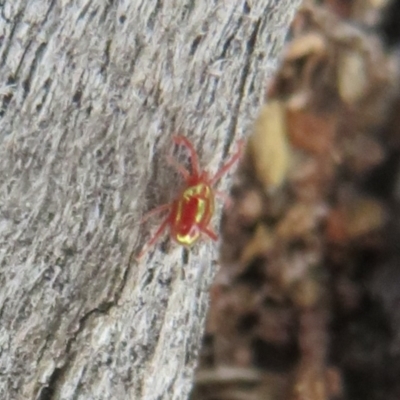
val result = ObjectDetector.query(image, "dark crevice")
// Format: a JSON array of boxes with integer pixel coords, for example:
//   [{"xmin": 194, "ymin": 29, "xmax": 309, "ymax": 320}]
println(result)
[
  {"xmin": 85, "ymin": 104, "xmax": 92, "ymax": 116},
  {"xmin": 42, "ymin": 0, "xmax": 56, "ymax": 26},
  {"xmin": 0, "ymin": 298, "xmax": 8, "ymax": 321},
  {"xmin": 36, "ymin": 78, "xmax": 53, "ymax": 112},
  {"xmin": 37, "ymin": 77, "xmax": 53, "ymax": 110},
  {"xmin": 70, "ymin": 366, "xmax": 88, "ymax": 400},
  {"xmin": 189, "ymin": 35, "xmax": 202, "ymax": 56},
  {"xmin": 143, "ymin": 266, "xmax": 155, "ymax": 286},
  {"xmin": 129, "ymin": 35, "xmax": 145, "ymax": 74},
  {"xmin": 77, "ymin": 0, "xmax": 93, "ymax": 21},
  {"xmin": 37, "ymin": 367, "xmax": 64, "ymax": 400},
  {"xmin": 113, "ymin": 251, "xmax": 135, "ymax": 308},
  {"xmin": 0, "ymin": 0, "xmax": 54, "ymax": 108},
  {"xmin": 0, "ymin": 5, "xmax": 26, "ymax": 67},
  {"xmin": 99, "ymin": 0, "xmax": 113, "ymax": 23},
  {"xmin": 72, "ymin": 88, "xmax": 83, "ymax": 106},
  {"xmin": 35, "ymin": 309, "xmax": 66, "ymax": 366},
  {"xmin": 0, "ymin": 37, "xmax": 34, "ymax": 116},
  {"xmin": 36, "ymin": 247, "xmax": 134, "ymax": 399},
  {"xmin": 180, "ymin": 0, "xmax": 196, "ymax": 21},
  {"xmin": 243, "ymin": 1, "xmax": 251, "ymax": 15},
  {"xmin": 72, "ymin": 73, "xmax": 84, "ymax": 106},
  {"xmin": 88, "ymin": 7, "xmax": 99, "ymax": 23},
  {"xmin": 0, "ymin": 75, "xmax": 16, "ymax": 117},
  {"xmin": 22, "ymin": 42, "xmax": 48, "ymax": 100},
  {"xmin": 36, "ymin": 301, "xmax": 118, "ymax": 399},
  {"xmin": 100, "ymin": 39, "xmax": 112, "ymax": 77},
  {"xmin": 0, "ymin": 0, "xmax": 11, "ymax": 23},
  {"xmin": 223, "ymin": 18, "xmax": 261, "ymax": 156},
  {"xmin": 182, "ymin": 247, "xmax": 189, "ymax": 265},
  {"xmin": 219, "ymin": 33, "xmax": 235, "ymax": 59},
  {"xmin": 43, "ymin": 77, "xmax": 52, "ymax": 91},
  {"xmin": 147, "ymin": 0, "xmax": 162, "ymax": 31},
  {"xmin": 15, "ymin": 39, "xmax": 33, "ymax": 76},
  {"xmin": 193, "ymin": 16, "xmax": 245, "ymax": 119}
]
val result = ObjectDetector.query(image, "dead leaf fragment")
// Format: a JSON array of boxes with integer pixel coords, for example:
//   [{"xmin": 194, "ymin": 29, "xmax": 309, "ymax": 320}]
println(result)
[
  {"xmin": 337, "ymin": 48, "xmax": 368, "ymax": 104},
  {"xmin": 287, "ymin": 109, "xmax": 337, "ymax": 156},
  {"xmin": 248, "ymin": 101, "xmax": 291, "ymax": 191},
  {"xmin": 286, "ymin": 32, "xmax": 327, "ymax": 61},
  {"xmin": 326, "ymin": 197, "xmax": 386, "ymax": 243},
  {"xmin": 240, "ymin": 224, "xmax": 273, "ymax": 267},
  {"xmin": 346, "ymin": 197, "xmax": 386, "ymax": 238},
  {"xmin": 276, "ymin": 203, "xmax": 323, "ymax": 241}
]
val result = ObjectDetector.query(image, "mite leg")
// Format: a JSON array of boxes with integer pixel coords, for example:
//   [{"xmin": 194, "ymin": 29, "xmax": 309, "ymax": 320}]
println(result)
[
  {"xmin": 202, "ymin": 226, "xmax": 218, "ymax": 241},
  {"xmin": 166, "ymin": 154, "xmax": 191, "ymax": 181},
  {"xmin": 136, "ymin": 217, "xmax": 171, "ymax": 260},
  {"xmin": 215, "ymin": 190, "xmax": 232, "ymax": 209},
  {"xmin": 140, "ymin": 203, "xmax": 171, "ymax": 224},
  {"xmin": 210, "ymin": 139, "xmax": 244, "ymax": 185},
  {"xmin": 172, "ymin": 135, "xmax": 201, "ymax": 177}
]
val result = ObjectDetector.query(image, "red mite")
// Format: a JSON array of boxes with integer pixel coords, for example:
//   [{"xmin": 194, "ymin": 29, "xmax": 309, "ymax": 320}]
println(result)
[{"xmin": 137, "ymin": 135, "xmax": 243, "ymax": 259}]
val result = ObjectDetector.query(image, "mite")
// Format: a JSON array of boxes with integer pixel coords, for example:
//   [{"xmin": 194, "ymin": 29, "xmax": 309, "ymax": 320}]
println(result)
[{"xmin": 137, "ymin": 135, "xmax": 243, "ymax": 259}]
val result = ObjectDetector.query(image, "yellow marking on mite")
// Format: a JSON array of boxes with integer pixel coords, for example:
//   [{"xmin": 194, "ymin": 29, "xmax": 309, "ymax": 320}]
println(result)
[
  {"xmin": 174, "ymin": 198, "xmax": 183, "ymax": 225},
  {"xmin": 173, "ymin": 183, "xmax": 214, "ymax": 246},
  {"xmin": 195, "ymin": 197, "xmax": 206, "ymax": 223},
  {"xmin": 176, "ymin": 230, "xmax": 200, "ymax": 245},
  {"xmin": 175, "ymin": 183, "xmax": 212, "ymax": 225}
]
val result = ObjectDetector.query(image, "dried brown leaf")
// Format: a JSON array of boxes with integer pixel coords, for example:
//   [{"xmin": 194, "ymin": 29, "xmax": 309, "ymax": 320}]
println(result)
[{"xmin": 248, "ymin": 102, "xmax": 291, "ymax": 191}]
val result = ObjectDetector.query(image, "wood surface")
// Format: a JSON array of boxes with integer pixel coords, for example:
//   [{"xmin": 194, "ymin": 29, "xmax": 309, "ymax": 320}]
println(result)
[{"xmin": 0, "ymin": 1, "xmax": 300, "ymax": 399}]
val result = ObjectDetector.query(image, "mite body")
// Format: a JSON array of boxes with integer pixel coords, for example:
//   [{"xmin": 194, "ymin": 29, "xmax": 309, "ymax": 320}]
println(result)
[{"xmin": 137, "ymin": 135, "xmax": 242, "ymax": 259}]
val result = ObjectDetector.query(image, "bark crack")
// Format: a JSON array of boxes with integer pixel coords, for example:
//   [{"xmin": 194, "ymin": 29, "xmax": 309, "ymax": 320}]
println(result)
[
  {"xmin": 36, "ymin": 249, "xmax": 133, "ymax": 399},
  {"xmin": 223, "ymin": 17, "xmax": 261, "ymax": 156},
  {"xmin": 22, "ymin": 42, "xmax": 49, "ymax": 100},
  {"xmin": 0, "ymin": 4, "xmax": 26, "ymax": 67}
]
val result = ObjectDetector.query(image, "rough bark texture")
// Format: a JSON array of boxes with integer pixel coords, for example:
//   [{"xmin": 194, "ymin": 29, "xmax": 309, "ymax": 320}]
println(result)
[{"xmin": 0, "ymin": 1, "xmax": 300, "ymax": 399}]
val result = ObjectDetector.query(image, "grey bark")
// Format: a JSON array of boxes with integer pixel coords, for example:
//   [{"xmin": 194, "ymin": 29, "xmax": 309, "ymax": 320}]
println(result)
[{"xmin": 0, "ymin": 1, "xmax": 300, "ymax": 399}]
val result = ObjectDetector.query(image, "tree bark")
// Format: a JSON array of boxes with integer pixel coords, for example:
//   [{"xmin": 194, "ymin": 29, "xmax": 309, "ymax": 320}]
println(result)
[{"xmin": 0, "ymin": 1, "xmax": 300, "ymax": 399}]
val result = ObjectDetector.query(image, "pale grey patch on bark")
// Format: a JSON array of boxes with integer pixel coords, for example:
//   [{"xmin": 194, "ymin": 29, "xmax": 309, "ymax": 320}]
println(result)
[{"xmin": 0, "ymin": 0, "xmax": 301, "ymax": 399}]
